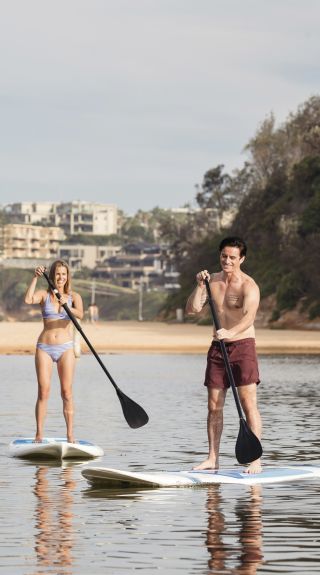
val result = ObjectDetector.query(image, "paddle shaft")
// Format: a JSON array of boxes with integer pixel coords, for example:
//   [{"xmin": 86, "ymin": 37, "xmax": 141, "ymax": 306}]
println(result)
[
  {"xmin": 204, "ymin": 279, "xmax": 244, "ymax": 419},
  {"xmin": 43, "ymin": 272, "xmax": 120, "ymax": 392}
]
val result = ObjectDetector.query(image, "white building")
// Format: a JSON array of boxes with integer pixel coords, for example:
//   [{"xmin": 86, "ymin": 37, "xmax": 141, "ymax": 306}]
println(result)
[
  {"xmin": 4, "ymin": 201, "xmax": 119, "ymax": 237},
  {"xmin": 4, "ymin": 202, "xmax": 58, "ymax": 225},
  {"xmin": 57, "ymin": 201, "xmax": 118, "ymax": 236}
]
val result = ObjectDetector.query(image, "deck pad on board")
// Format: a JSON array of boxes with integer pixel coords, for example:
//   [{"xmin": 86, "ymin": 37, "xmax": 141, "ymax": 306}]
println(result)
[
  {"xmin": 9, "ymin": 437, "xmax": 104, "ymax": 459},
  {"xmin": 81, "ymin": 465, "xmax": 320, "ymax": 488}
]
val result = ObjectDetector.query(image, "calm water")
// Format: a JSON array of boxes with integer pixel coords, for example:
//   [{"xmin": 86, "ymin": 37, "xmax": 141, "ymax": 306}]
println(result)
[{"xmin": 1, "ymin": 353, "xmax": 320, "ymax": 574}]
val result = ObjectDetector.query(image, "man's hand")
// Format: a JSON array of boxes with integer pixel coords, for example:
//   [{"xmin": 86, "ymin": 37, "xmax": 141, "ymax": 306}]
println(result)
[
  {"xmin": 196, "ymin": 270, "xmax": 210, "ymax": 287},
  {"xmin": 216, "ymin": 328, "xmax": 235, "ymax": 341}
]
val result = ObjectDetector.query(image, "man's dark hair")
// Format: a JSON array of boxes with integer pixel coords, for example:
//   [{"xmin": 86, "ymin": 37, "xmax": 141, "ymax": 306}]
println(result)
[{"xmin": 219, "ymin": 236, "xmax": 247, "ymax": 257}]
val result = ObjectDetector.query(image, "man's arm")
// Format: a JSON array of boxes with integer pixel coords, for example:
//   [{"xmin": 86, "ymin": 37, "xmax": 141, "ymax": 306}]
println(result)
[{"xmin": 185, "ymin": 270, "xmax": 211, "ymax": 314}]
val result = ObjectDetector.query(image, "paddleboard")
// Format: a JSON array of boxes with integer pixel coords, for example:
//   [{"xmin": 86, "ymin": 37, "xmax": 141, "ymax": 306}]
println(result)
[
  {"xmin": 81, "ymin": 465, "xmax": 320, "ymax": 488},
  {"xmin": 9, "ymin": 438, "xmax": 104, "ymax": 460}
]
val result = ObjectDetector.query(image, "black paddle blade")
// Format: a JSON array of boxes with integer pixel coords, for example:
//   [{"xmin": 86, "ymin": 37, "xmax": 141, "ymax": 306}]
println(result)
[
  {"xmin": 116, "ymin": 389, "xmax": 149, "ymax": 429},
  {"xmin": 235, "ymin": 418, "xmax": 263, "ymax": 464}
]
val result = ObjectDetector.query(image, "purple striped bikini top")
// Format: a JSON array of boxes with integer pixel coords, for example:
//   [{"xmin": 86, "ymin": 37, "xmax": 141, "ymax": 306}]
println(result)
[{"xmin": 42, "ymin": 293, "xmax": 72, "ymax": 320}]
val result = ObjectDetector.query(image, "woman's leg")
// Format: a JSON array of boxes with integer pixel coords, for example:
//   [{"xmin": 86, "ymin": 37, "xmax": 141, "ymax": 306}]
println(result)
[
  {"xmin": 35, "ymin": 348, "xmax": 53, "ymax": 442},
  {"xmin": 57, "ymin": 349, "xmax": 76, "ymax": 443}
]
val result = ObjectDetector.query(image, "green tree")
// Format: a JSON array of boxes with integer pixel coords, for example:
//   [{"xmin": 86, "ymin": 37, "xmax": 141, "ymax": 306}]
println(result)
[
  {"xmin": 162, "ymin": 95, "xmax": 320, "ymax": 321},
  {"xmin": 195, "ymin": 165, "xmax": 232, "ymax": 228}
]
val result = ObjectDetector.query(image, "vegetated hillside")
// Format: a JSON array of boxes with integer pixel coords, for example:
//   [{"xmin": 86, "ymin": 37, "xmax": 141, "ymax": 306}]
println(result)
[
  {"xmin": 160, "ymin": 96, "xmax": 320, "ymax": 328},
  {"xmin": 0, "ymin": 270, "xmax": 168, "ymax": 322}
]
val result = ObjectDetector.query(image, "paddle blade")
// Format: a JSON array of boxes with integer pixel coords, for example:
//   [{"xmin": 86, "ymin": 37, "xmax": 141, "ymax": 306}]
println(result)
[
  {"xmin": 116, "ymin": 389, "xmax": 149, "ymax": 429},
  {"xmin": 235, "ymin": 418, "xmax": 263, "ymax": 464}
]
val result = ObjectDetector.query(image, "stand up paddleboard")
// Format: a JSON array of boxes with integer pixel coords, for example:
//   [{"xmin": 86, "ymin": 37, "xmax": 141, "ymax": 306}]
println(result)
[
  {"xmin": 81, "ymin": 465, "xmax": 320, "ymax": 488},
  {"xmin": 9, "ymin": 438, "xmax": 104, "ymax": 460}
]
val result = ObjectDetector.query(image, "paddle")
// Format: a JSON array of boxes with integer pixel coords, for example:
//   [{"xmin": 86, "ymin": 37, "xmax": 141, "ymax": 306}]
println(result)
[
  {"xmin": 43, "ymin": 271, "xmax": 149, "ymax": 429},
  {"xmin": 204, "ymin": 278, "xmax": 262, "ymax": 464}
]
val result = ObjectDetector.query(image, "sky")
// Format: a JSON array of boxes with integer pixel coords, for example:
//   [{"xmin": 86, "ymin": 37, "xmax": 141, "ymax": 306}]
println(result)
[{"xmin": 0, "ymin": 0, "xmax": 319, "ymax": 214}]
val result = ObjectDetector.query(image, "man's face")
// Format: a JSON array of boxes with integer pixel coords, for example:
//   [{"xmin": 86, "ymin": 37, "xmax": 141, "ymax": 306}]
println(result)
[{"xmin": 220, "ymin": 246, "xmax": 244, "ymax": 273}]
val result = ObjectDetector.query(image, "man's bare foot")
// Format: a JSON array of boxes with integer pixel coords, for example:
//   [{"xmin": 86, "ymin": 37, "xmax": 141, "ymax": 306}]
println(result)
[
  {"xmin": 244, "ymin": 460, "xmax": 262, "ymax": 474},
  {"xmin": 67, "ymin": 437, "xmax": 76, "ymax": 444},
  {"xmin": 193, "ymin": 458, "xmax": 219, "ymax": 471},
  {"xmin": 33, "ymin": 436, "xmax": 42, "ymax": 443}
]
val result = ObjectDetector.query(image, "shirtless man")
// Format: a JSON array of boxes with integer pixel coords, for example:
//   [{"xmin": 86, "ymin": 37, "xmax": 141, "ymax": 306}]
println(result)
[{"xmin": 186, "ymin": 236, "xmax": 262, "ymax": 474}]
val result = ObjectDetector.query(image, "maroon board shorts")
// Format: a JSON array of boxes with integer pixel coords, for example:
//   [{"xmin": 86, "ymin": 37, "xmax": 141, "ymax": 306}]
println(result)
[{"xmin": 204, "ymin": 338, "xmax": 260, "ymax": 390}]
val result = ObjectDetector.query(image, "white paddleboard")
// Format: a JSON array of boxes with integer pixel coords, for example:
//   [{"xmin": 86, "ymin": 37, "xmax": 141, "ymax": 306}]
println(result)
[
  {"xmin": 9, "ymin": 438, "xmax": 104, "ymax": 460},
  {"xmin": 81, "ymin": 465, "xmax": 320, "ymax": 488}
]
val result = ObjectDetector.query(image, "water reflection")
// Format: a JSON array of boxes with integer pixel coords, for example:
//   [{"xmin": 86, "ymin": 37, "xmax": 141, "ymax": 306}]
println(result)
[
  {"xmin": 83, "ymin": 480, "xmax": 264, "ymax": 574},
  {"xmin": 83, "ymin": 485, "xmax": 161, "ymax": 501},
  {"xmin": 235, "ymin": 485, "xmax": 263, "ymax": 574},
  {"xmin": 32, "ymin": 465, "xmax": 77, "ymax": 575},
  {"xmin": 206, "ymin": 485, "xmax": 263, "ymax": 575}
]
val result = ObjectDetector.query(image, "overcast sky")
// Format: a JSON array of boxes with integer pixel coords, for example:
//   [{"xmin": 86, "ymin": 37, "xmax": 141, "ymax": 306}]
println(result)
[{"xmin": 0, "ymin": 0, "xmax": 319, "ymax": 214}]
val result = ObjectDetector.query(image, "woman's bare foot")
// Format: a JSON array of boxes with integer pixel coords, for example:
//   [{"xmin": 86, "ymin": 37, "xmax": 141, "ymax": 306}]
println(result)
[
  {"xmin": 193, "ymin": 458, "xmax": 219, "ymax": 471},
  {"xmin": 33, "ymin": 436, "xmax": 43, "ymax": 443},
  {"xmin": 244, "ymin": 459, "xmax": 262, "ymax": 474},
  {"xmin": 67, "ymin": 436, "xmax": 76, "ymax": 444}
]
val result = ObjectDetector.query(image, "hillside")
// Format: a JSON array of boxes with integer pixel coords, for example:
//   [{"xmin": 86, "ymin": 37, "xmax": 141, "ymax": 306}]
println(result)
[
  {"xmin": 0, "ymin": 271, "xmax": 167, "ymax": 322},
  {"xmin": 160, "ymin": 96, "xmax": 320, "ymax": 326}
]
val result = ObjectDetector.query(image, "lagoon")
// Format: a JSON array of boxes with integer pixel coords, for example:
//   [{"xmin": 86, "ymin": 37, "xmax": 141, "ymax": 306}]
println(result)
[{"xmin": 1, "ymin": 353, "xmax": 320, "ymax": 574}]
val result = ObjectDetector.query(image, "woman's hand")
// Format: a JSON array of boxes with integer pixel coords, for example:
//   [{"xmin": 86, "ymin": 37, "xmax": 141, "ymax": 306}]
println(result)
[
  {"xmin": 34, "ymin": 266, "xmax": 46, "ymax": 278},
  {"xmin": 58, "ymin": 293, "xmax": 69, "ymax": 306}
]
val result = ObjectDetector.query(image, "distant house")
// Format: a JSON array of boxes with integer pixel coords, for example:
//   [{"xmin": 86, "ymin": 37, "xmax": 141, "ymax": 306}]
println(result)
[
  {"xmin": 94, "ymin": 242, "xmax": 180, "ymax": 291},
  {"xmin": 59, "ymin": 243, "xmax": 121, "ymax": 271}
]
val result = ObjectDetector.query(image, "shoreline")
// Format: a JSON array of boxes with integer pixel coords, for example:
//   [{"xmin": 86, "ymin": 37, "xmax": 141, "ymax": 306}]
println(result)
[{"xmin": 0, "ymin": 321, "xmax": 319, "ymax": 355}]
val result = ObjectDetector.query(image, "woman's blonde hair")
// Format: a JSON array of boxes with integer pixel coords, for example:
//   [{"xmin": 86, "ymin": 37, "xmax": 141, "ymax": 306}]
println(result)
[{"xmin": 48, "ymin": 260, "xmax": 71, "ymax": 294}]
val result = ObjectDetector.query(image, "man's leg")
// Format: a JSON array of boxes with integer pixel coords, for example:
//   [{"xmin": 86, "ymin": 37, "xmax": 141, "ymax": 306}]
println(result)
[
  {"xmin": 238, "ymin": 383, "xmax": 262, "ymax": 473},
  {"xmin": 194, "ymin": 387, "xmax": 227, "ymax": 470}
]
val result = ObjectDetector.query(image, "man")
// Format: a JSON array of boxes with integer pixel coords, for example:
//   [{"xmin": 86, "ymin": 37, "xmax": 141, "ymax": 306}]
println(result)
[{"xmin": 186, "ymin": 236, "xmax": 262, "ymax": 474}]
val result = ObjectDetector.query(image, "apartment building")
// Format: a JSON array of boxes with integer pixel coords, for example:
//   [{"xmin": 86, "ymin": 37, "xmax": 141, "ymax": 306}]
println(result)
[
  {"xmin": 4, "ymin": 201, "xmax": 119, "ymax": 237},
  {"xmin": 1, "ymin": 223, "xmax": 64, "ymax": 260},
  {"xmin": 4, "ymin": 202, "xmax": 58, "ymax": 225},
  {"xmin": 57, "ymin": 201, "xmax": 118, "ymax": 236}
]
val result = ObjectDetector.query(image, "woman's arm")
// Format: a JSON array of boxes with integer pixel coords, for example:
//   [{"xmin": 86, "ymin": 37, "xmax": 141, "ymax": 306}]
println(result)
[{"xmin": 24, "ymin": 267, "xmax": 46, "ymax": 305}]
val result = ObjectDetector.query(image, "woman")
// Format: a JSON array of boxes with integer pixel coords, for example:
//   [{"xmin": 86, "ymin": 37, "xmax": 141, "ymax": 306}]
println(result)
[{"xmin": 24, "ymin": 260, "xmax": 83, "ymax": 443}]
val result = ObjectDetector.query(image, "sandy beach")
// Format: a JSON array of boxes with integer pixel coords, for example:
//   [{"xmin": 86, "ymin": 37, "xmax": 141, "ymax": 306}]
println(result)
[{"xmin": 0, "ymin": 320, "xmax": 319, "ymax": 355}]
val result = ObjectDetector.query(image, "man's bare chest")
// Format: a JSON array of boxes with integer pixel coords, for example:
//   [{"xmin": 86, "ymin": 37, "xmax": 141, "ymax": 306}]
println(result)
[
  {"xmin": 212, "ymin": 287, "xmax": 244, "ymax": 311},
  {"xmin": 225, "ymin": 291, "xmax": 243, "ymax": 309}
]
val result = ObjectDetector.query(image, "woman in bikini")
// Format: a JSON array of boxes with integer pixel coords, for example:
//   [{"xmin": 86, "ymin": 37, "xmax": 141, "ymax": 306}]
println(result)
[{"xmin": 24, "ymin": 260, "xmax": 84, "ymax": 443}]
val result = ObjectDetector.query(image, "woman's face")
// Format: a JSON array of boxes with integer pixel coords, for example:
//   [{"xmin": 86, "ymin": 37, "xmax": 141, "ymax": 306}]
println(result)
[{"xmin": 54, "ymin": 265, "xmax": 68, "ymax": 289}]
